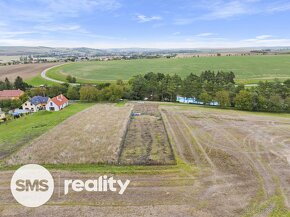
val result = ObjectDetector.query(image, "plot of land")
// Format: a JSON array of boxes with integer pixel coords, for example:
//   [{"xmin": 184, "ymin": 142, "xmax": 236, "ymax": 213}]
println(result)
[
  {"xmin": 0, "ymin": 63, "xmax": 59, "ymax": 81},
  {"xmin": 1, "ymin": 104, "xmax": 290, "ymax": 216},
  {"xmin": 7, "ymin": 104, "xmax": 132, "ymax": 165},
  {"xmin": 119, "ymin": 103, "xmax": 175, "ymax": 165},
  {"xmin": 0, "ymin": 103, "xmax": 93, "ymax": 160},
  {"xmin": 161, "ymin": 106, "xmax": 290, "ymax": 216},
  {"xmin": 46, "ymin": 55, "xmax": 290, "ymax": 84}
]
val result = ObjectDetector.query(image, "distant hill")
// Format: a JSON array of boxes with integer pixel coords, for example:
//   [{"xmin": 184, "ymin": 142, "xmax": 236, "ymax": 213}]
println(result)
[{"xmin": 0, "ymin": 46, "xmax": 290, "ymax": 57}]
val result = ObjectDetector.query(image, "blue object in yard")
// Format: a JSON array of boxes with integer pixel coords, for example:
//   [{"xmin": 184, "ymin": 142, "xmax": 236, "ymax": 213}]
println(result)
[{"xmin": 13, "ymin": 109, "xmax": 29, "ymax": 117}]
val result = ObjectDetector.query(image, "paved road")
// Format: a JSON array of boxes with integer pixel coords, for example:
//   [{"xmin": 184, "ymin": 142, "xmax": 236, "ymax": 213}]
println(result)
[
  {"xmin": 41, "ymin": 64, "xmax": 66, "ymax": 84},
  {"xmin": 41, "ymin": 63, "xmax": 80, "ymax": 86}
]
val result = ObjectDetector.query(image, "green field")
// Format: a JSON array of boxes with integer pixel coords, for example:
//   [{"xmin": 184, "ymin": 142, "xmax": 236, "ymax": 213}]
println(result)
[
  {"xmin": 0, "ymin": 103, "xmax": 93, "ymax": 161},
  {"xmin": 46, "ymin": 55, "xmax": 290, "ymax": 84},
  {"xmin": 25, "ymin": 74, "xmax": 59, "ymax": 86}
]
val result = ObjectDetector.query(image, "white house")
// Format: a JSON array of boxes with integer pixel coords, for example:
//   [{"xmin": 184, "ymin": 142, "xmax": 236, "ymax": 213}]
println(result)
[
  {"xmin": 22, "ymin": 101, "xmax": 37, "ymax": 112},
  {"xmin": 45, "ymin": 94, "xmax": 69, "ymax": 111},
  {"xmin": 22, "ymin": 96, "xmax": 49, "ymax": 113}
]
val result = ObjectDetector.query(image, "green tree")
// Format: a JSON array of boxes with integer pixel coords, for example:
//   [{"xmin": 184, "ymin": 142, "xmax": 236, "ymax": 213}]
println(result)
[
  {"xmin": 234, "ymin": 90, "xmax": 253, "ymax": 111},
  {"xmin": 129, "ymin": 75, "xmax": 148, "ymax": 100},
  {"xmin": 268, "ymin": 95, "xmax": 283, "ymax": 112},
  {"xmin": 285, "ymin": 97, "xmax": 290, "ymax": 112},
  {"xmin": 67, "ymin": 86, "xmax": 80, "ymax": 100},
  {"xmin": 199, "ymin": 91, "xmax": 212, "ymax": 105},
  {"xmin": 215, "ymin": 90, "xmax": 230, "ymax": 108},
  {"xmin": 66, "ymin": 75, "xmax": 77, "ymax": 83},
  {"xmin": 101, "ymin": 84, "xmax": 125, "ymax": 102},
  {"xmin": 80, "ymin": 86, "xmax": 98, "ymax": 102},
  {"xmin": 14, "ymin": 76, "xmax": 27, "ymax": 90},
  {"xmin": 4, "ymin": 78, "xmax": 12, "ymax": 89}
]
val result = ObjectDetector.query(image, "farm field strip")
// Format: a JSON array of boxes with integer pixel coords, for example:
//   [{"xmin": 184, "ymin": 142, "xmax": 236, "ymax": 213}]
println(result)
[
  {"xmin": 6, "ymin": 104, "xmax": 133, "ymax": 165},
  {"xmin": 119, "ymin": 103, "xmax": 175, "ymax": 165},
  {"xmin": 46, "ymin": 55, "xmax": 290, "ymax": 84}
]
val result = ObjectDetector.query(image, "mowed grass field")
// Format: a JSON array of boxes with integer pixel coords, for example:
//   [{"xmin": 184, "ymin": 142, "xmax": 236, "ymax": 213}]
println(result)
[{"xmin": 46, "ymin": 55, "xmax": 290, "ymax": 84}]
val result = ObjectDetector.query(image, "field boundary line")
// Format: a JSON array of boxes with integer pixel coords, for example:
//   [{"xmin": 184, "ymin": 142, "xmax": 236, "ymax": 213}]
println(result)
[
  {"xmin": 159, "ymin": 108, "xmax": 177, "ymax": 165},
  {"xmin": 117, "ymin": 106, "xmax": 133, "ymax": 164}
]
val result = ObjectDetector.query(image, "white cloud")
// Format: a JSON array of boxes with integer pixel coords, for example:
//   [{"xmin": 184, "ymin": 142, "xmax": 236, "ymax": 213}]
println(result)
[
  {"xmin": 267, "ymin": 1, "xmax": 290, "ymax": 12},
  {"xmin": 196, "ymin": 32, "xmax": 215, "ymax": 37},
  {"xmin": 35, "ymin": 24, "xmax": 81, "ymax": 32},
  {"xmin": 255, "ymin": 35, "xmax": 272, "ymax": 40},
  {"xmin": 136, "ymin": 14, "xmax": 162, "ymax": 23},
  {"xmin": 0, "ymin": 31, "xmax": 36, "ymax": 39},
  {"xmin": 200, "ymin": 0, "xmax": 251, "ymax": 20}
]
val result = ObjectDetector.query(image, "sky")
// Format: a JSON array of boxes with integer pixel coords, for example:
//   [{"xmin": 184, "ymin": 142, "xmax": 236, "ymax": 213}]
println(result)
[{"xmin": 0, "ymin": 0, "xmax": 290, "ymax": 48}]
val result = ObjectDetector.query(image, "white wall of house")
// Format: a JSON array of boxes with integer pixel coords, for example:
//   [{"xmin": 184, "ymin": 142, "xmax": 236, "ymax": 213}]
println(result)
[
  {"xmin": 45, "ymin": 100, "xmax": 60, "ymax": 111},
  {"xmin": 0, "ymin": 111, "xmax": 5, "ymax": 120},
  {"xmin": 22, "ymin": 101, "xmax": 38, "ymax": 112}
]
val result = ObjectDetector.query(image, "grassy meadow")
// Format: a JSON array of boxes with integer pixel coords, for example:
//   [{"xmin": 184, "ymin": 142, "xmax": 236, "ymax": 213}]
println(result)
[{"xmin": 46, "ymin": 55, "xmax": 290, "ymax": 84}]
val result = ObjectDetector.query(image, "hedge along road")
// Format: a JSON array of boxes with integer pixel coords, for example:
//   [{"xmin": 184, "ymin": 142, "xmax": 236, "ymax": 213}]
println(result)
[{"xmin": 41, "ymin": 63, "xmax": 80, "ymax": 86}]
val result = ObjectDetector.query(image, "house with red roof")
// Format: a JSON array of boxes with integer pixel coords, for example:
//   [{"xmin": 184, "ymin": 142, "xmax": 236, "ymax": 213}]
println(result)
[
  {"xmin": 0, "ymin": 89, "xmax": 24, "ymax": 100},
  {"xmin": 45, "ymin": 94, "xmax": 69, "ymax": 111}
]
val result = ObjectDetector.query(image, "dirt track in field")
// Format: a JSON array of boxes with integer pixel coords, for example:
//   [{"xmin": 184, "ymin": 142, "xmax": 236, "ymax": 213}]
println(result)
[
  {"xmin": 1, "ymin": 104, "xmax": 290, "ymax": 216},
  {"xmin": 6, "ymin": 104, "xmax": 132, "ymax": 164},
  {"xmin": 0, "ymin": 63, "xmax": 59, "ymax": 81},
  {"xmin": 161, "ymin": 106, "xmax": 290, "ymax": 216}
]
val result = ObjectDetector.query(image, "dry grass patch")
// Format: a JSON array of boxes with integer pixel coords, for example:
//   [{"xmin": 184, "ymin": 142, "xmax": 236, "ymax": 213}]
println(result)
[{"xmin": 7, "ymin": 104, "xmax": 132, "ymax": 165}]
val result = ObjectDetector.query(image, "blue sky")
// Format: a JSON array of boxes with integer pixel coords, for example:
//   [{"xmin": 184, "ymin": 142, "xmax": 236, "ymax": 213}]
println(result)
[{"xmin": 0, "ymin": 0, "xmax": 290, "ymax": 48}]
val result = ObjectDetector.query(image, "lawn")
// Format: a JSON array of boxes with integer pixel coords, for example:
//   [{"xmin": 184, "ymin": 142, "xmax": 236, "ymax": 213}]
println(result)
[
  {"xmin": 0, "ymin": 103, "xmax": 94, "ymax": 160},
  {"xmin": 46, "ymin": 55, "xmax": 290, "ymax": 84},
  {"xmin": 25, "ymin": 74, "xmax": 59, "ymax": 86}
]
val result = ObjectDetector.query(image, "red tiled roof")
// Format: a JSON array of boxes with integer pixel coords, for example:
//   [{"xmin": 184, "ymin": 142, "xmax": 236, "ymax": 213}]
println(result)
[
  {"xmin": 50, "ymin": 94, "xmax": 68, "ymax": 107},
  {"xmin": 0, "ymin": 89, "xmax": 24, "ymax": 98}
]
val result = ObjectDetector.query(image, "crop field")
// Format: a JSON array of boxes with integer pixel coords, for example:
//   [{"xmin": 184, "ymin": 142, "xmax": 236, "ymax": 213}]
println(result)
[
  {"xmin": 0, "ymin": 63, "xmax": 59, "ymax": 81},
  {"xmin": 7, "ymin": 104, "xmax": 133, "ymax": 165},
  {"xmin": 119, "ymin": 103, "xmax": 175, "ymax": 165},
  {"xmin": 1, "ymin": 103, "xmax": 290, "ymax": 216},
  {"xmin": 46, "ymin": 55, "xmax": 290, "ymax": 84}
]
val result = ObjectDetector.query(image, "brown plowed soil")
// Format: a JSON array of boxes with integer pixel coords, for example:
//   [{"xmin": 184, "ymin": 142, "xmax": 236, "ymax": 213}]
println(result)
[{"xmin": 0, "ymin": 63, "xmax": 59, "ymax": 81}]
